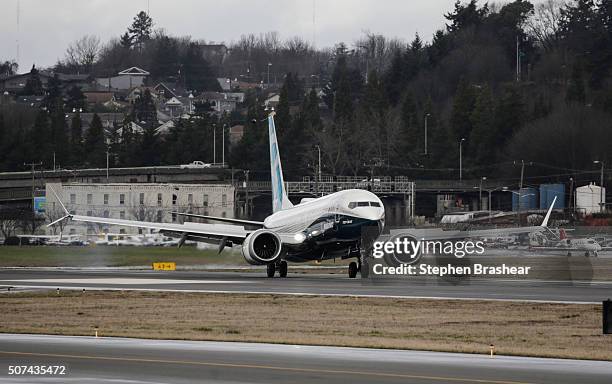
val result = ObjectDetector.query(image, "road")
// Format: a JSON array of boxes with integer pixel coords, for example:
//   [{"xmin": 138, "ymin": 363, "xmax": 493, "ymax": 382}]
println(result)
[
  {"xmin": 0, "ymin": 334, "xmax": 610, "ymax": 384},
  {"xmin": 1, "ymin": 269, "xmax": 611, "ymax": 303}
]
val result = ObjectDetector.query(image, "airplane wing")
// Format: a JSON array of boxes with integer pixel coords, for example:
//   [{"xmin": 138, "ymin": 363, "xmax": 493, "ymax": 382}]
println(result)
[
  {"xmin": 46, "ymin": 187, "xmax": 250, "ymax": 246},
  {"xmin": 67, "ymin": 214, "xmax": 250, "ymax": 245},
  {"xmin": 174, "ymin": 212, "xmax": 264, "ymax": 227}
]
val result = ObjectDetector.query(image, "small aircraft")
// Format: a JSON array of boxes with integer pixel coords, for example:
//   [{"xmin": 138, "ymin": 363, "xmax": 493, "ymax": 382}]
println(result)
[
  {"xmin": 529, "ymin": 228, "xmax": 602, "ymax": 257},
  {"xmin": 49, "ymin": 113, "xmax": 385, "ymax": 278}
]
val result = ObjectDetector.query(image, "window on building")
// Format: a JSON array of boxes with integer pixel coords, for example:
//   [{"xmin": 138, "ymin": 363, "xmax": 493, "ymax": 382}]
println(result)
[
  {"xmin": 188, "ymin": 194, "xmax": 193, "ymax": 204},
  {"xmin": 87, "ymin": 210, "xmax": 92, "ymax": 216},
  {"xmin": 171, "ymin": 212, "xmax": 177, "ymax": 222},
  {"xmin": 172, "ymin": 194, "xmax": 177, "ymax": 205},
  {"xmin": 70, "ymin": 194, "xmax": 76, "ymax": 204},
  {"xmin": 87, "ymin": 194, "xmax": 92, "ymax": 205},
  {"xmin": 140, "ymin": 193, "xmax": 145, "ymax": 205},
  {"xmin": 130, "ymin": 178, "xmax": 138, "ymax": 183},
  {"xmin": 87, "ymin": 227, "xmax": 94, "ymax": 234},
  {"xmin": 104, "ymin": 194, "xmax": 109, "ymax": 205},
  {"xmin": 222, "ymin": 194, "xmax": 227, "ymax": 207},
  {"xmin": 203, "ymin": 194, "xmax": 209, "ymax": 207},
  {"xmin": 119, "ymin": 194, "xmax": 125, "ymax": 205},
  {"xmin": 157, "ymin": 211, "xmax": 163, "ymax": 222},
  {"xmin": 119, "ymin": 229, "xmax": 126, "ymax": 234},
  {"xmin": 222, "ymin": 211, "xmax": 227, "ymax": 218},
  {"xmin": 69, "ymin": 228, "xmax": 76, "ymax": 235},
  {"xmin": 157, "ymin": 193, "xmax": 162, "ymax": 207},
  {"xmin": 120, "ymin": 211, "xmax": 125, "ymax": 219},
  {"xmin": 103, "ymin": 210, "xmax": 109, "ymax": 218}
]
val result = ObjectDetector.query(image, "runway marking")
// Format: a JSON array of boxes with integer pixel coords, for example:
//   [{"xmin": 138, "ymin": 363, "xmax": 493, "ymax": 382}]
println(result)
[
  {"xmin": 0, "ymin": 278, "xmax": 253, "ymax": 285},
  {"xmin": 0, "ymin": 350, "xmax": 538, "ymax": 384},
  {"xmin": 0, "ymin": 284, "xmax": 599, "ymax": 304}
]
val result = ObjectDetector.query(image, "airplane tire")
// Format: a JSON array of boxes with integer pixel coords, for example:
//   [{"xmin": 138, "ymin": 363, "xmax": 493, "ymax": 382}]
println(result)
[
  {"xmin": 348, "ymin": 262, "xmax": 358, "ymax": 278},
  {"xmin": 360, "ymin": 259, "xmax": 369, "ymax": 279},
  {"xmin": 279, "ymin": 261, "xmax": 288, "ymax": 278},
  {"xmin": 266, "ymin": 263, "xmax": 276, "ymax": 278}
]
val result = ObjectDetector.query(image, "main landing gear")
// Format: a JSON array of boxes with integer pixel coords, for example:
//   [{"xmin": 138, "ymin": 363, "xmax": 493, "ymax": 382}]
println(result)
[
  {"xmin": 348, "ymin": 253, "xmax": 370, "ymax": 279},
  {"xmin": 267, "ymin": 260, "xmax": 288, "ymax": 278}
]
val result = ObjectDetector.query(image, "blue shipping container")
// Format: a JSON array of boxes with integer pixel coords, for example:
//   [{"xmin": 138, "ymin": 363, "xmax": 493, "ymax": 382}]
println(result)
[
  {"xmin": 513, "ymin": 187, "xmax": 538, "ymax": 211},
  {"xmin": 539, "ymin": 184, "xmax": 565, "ymax": 209}
]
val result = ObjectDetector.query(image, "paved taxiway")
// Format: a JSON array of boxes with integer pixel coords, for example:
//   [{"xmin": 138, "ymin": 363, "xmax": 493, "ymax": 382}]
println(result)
[
  {"xmin": 0, "ymin": 334, "xmax": 611, "ymax": 384},
  {"xmin": 1, "ymin": 269, "xmax": 611, "ymax": 303}
]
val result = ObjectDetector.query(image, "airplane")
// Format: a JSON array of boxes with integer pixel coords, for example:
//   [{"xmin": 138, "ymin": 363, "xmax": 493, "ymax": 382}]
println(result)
[
  {"xmin": 49, "ymin": 112, "xmax": 386, "ymax": 278},
  {"xmin": 529, "ymin": 228, "xmax": 602, "ymax": 257}
]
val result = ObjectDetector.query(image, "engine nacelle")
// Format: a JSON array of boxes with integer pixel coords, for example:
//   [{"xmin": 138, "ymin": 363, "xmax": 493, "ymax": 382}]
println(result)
[{"xmin": 241, "ymin": 229, "xmax": 282, "ymax": 265}]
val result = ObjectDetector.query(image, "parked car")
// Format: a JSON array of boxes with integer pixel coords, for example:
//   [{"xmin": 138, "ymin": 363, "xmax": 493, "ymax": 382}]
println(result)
[{"xmin": 180, "ymin": 161, "xmax": 211, "ymax": 169}]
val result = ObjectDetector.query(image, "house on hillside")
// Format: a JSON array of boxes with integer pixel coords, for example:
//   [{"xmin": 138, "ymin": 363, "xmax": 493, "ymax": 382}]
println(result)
[
  {"xmin": 95, "ymin": 67, "xmax": 150, "ymax": 90},
  {"xmin": 0, "ymin": 71, "xmax": 91, "ymax": 95}
]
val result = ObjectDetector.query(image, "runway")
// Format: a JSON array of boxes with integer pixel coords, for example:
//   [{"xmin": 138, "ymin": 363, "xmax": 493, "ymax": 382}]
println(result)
[
  {"xmin": 1, "ymin": 268, "xmax": 611, "ymax": 303},
  {"xmin": 0, "ymin": 334, "xmax": 610, "ymax": 384}
]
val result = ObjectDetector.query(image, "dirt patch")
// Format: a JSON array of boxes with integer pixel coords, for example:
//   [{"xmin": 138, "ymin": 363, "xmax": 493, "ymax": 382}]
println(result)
[{"xmin": 0, "ymin": 290, "xmax": 610, "ymax": 360}]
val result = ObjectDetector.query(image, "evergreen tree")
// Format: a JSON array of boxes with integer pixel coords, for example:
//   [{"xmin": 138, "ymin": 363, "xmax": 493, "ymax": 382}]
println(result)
[
  {"xmin": 49, "ymin": 107, "xmax": 69, "ymax": 166},
  {"xmin": 84, "ymin": 113, "xmax": 107, "ymax": 167},
  {"xmin": 128, "ymin": 11, "xmax": 153, "ymax": 51},
  {"xmin": 566, "ymin": 64, "xmax": 586, "ymax": 104},
  {"xmin": 182, "ymin": 42, "xmax": 220, "ymax": 91},
  {"xmin": 66, "ymin": 86, "xmax": 86, "ymax": 112},
  {"xmin": 119, "ymin": 32, "xmax": 133, "ymax": 49},
  {"xmin": 134, "ymin": 89, "xmax": 157, "ymax": 129},
  {"xmin": 44, "ymin": 74, "xmax": 63, "ymax": 113},
  {"xmin": 495, "ymin": 84, "xmax": 525, "ymax": 147},
  {"xmin": 70, "ymin": 112, "xmax": 83, "ymax": 163},
  {"xmin": 275, "ymin": 81, "xmax": 291, "ymax": 138},
  {"xmin": 27, "ymin": 110, "xmax": 51, "ymax": 162},
  {"xmin": 450, "ymin": 78, "xmax": 477, "ymax": 142},
  {"xmin": 22, "ymin": 65, "xmax": 43, "ymax": 96},
  {"xmin": 469, "ymin": 85, "xmax": 496, "ymax": 164}
]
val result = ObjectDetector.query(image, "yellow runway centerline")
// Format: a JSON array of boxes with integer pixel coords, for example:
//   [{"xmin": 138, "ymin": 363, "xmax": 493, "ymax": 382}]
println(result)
[{"xmin": 0, "ymin": 350, "xmax": 538, "ymax": 384}]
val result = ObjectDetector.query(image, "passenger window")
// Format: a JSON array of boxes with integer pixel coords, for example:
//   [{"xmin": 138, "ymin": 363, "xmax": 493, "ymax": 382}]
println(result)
[
  {"xmin": 357, "ymin": 202, "xmax": 369, "ymax": 207},
  {"xmin": 370, "ymin": 202, "xmax": 381, "ymax": 207}
]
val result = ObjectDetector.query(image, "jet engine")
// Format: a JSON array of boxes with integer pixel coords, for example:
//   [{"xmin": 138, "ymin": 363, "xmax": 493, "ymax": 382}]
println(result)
[{"xmin": 241, "ymin": 229, "xmax": 282, "ymax": 265}]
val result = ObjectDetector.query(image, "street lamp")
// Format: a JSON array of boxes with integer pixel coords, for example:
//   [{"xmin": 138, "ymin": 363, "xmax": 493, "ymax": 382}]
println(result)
[
  {"xmin": 267, "ymin": 62, "xmax": 272, "ymax": 88},
  {"xmin": 314, "ymin": 145, "xmax": 322, "ymax": 196},
  {"xmin": 594, "ymin": 160, "xmax": 605, "ymax": 213},
  {"xmin": 479, "ymin": 177, "xmax": 487, "ymax": 211},
  {"xmin": 459, "ymin": 138, "xmax": 466, "ymax": 180},
  {"xmin": 424, "ymin": 113, "xmax": 431, "ymax": 155},
  {"xmin": 212, "ymin": 123, "xmax": 216, "ymax": 164}
]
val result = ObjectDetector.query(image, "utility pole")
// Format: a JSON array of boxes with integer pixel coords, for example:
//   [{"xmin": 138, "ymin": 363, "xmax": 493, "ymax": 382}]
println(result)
[
  {"xmin": 459, "ymin": 138, "xmax": 465, "ymax": 180},
  {"xmin": 315, "ymin": 145, "xmax": 321, "ymax": 196},
  {"xmin": 213, "ymin": 124, "xmax": 216, "ymax": 164},
  {"xmin": 106, "ymin": 150, "xmax": 109, "ymax": 182},
  {"xmin": 479, "ymin": 177, "xmax": 487, "ymax": 211},
  {"xmin": 244, "ymin": 170, "xmax": 250, "ymax": 217},
  {"xmin": 594, "ymin": 161, "xmax": 605, "ymax": 213},
  {"xmin": 24, "ymin": 162, "xmax": 42, "ymax": 214},
  {"xmin": 424, "ymin": 113, "xmax": 430, "ymax": 155},
  {"xmin": 222, "ymin": 124, "xmax": 225, "ymax": 166},
  {"xmin": 267, "ymin": 62, "xmax": 272, "ymax": 89}
]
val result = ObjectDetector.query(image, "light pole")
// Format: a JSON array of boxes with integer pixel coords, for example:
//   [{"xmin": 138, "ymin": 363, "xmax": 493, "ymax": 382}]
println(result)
[
  {"xmin": 594, "ymin": 160, "xmax": 605, "ymax": 213},
  {"xmin": 267, "ymin": 62, "xmax": 272, "ymax": 88},
  {"xmin": 459, "ymin": 138, "xmax": 465, "ymax": 180},
  {"xmin": 315, "ymin": 145, "xmax": 321, "ymax": 195},
  {"xmin": 424, "ymin": 113, "xmax": 430, "ymax": 155},
  {"xmin": 479, "ymin": 176, "xmax": 487, "ymax": 211},
  {"xmin": 213, "ymin": 124, "xmax": 216, "ymax": 164}
]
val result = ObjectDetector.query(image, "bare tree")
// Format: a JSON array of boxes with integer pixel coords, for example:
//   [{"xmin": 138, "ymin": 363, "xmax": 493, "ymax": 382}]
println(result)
[
  {"xmin": 65, "ymin": 35, "xmax": 102, "ymax": 71},
  {"xmin": 44, "ymin": 205, "xmax": 67, "ymax": 236},
  {"xmin": 526, "ymin": 0, "xmax": 566, "ymax": 51}
]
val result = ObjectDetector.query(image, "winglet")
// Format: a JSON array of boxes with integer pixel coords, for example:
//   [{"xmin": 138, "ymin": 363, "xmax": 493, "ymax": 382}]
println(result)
[
  {"xmin": 540, "ymin": 196, "xmax": 557, "ymax": 228},
  {"xmin": 48, "ymin": 185, "xmax": 69, "ymax": 215},
  {"xmin": 46, "ymin": 185, "xmax": 72, "ymax": 227}
]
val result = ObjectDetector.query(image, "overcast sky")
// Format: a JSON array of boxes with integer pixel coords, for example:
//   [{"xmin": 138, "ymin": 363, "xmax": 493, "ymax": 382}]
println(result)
[{"xmin": 2, "ymin": 0, "xmax": 530, "ymax": 71}]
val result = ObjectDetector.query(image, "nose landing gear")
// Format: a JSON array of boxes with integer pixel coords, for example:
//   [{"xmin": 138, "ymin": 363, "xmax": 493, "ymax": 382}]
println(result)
[{"xmin": 267, "ymin": 260, "xmax": 288, "ymax": 278}]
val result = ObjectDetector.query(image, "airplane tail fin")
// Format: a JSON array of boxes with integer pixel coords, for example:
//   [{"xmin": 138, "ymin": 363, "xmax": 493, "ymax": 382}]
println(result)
[
  {"xmin": 268, "ymin": 112, "xmax": 293, "ymax": 213},
  {"xmin": 540, "ymin": 196, "xmax": 557, "ymax": 228}
]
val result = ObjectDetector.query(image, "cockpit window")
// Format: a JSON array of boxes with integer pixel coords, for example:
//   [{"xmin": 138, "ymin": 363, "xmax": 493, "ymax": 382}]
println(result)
[
  {"xmin": 370, "ymin": 202, "xmax": 381, "ymax": 207},
  {"xmin": 349, "ymin": 201, "xmax": 370, "ymax": 209}
]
